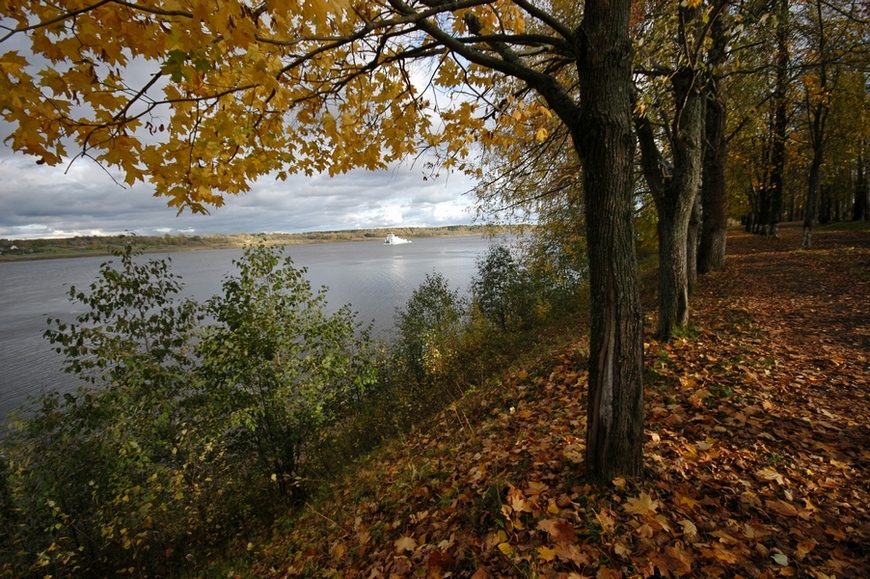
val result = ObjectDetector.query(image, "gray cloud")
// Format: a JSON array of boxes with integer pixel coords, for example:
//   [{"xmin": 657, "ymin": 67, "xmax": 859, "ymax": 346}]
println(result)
[{"xmin": 0, "ymin": 152, "xmax": 477, "ymax": 240}]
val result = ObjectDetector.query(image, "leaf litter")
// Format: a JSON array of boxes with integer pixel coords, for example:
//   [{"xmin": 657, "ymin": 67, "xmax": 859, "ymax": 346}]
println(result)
[{"xmin": 244, "ymin": 225, "xmax": 870, "ymax": 578}]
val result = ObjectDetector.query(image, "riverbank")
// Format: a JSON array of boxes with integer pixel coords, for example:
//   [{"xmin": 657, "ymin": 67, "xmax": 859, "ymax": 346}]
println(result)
[
  {"xmin": 0, "ymin": 224, "xmax": 497, "ymax": 262},
  {"xmin": 228, "ymin": 221, "xmax": 870, "ymax": 578}
]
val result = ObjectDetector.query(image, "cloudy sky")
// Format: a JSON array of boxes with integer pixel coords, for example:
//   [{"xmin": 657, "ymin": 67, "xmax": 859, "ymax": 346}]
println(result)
[{"xmin": 0, "ymin": 146, "xmax": 478, "ymax": 240}]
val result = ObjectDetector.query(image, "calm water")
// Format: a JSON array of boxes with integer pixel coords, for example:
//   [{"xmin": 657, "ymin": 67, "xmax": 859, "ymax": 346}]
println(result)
[{"xmin": 0, "ymin": 235, "xmax": 492, "ymax": 418}]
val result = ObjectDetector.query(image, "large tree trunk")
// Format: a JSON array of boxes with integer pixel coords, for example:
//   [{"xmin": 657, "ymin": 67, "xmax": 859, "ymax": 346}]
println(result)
[
  {"xmin": 575, "ymin": 0, "xmax": 644, "ymax": 484},
  {"xmin": 699, "ymin": 78, "xmax": 727, "ymax": 271},
  {"xmin": 636, "ymin": 67, "xmax": 705, "ymax": 340},
  {"xmin": 853, "ymin": 147, "xmax": 868, "ymax": 221},
  {"xmin": 687, "ymin": 192, "xmax": 701, "ymax": 294},
  {"xmin": 698, "ymin": 0, "xmax": 729, "ymax": 273}
]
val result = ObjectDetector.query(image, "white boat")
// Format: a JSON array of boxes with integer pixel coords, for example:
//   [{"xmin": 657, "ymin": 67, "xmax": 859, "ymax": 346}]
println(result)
[{"xmin": 384, "ymin": 233, "xmax": 411, "ymax": 245}]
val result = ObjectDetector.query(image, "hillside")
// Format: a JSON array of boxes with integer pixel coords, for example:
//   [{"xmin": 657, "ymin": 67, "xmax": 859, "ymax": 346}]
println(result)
[{"xmin": 221, "ymin": 222, "xmax": 870, "ymax": 578}]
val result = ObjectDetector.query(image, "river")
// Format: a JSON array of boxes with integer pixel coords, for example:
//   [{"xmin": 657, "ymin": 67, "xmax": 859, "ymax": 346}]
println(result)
[{"xmin": 0, "ymin": 235, "xmax": 493, "ymax": 418}]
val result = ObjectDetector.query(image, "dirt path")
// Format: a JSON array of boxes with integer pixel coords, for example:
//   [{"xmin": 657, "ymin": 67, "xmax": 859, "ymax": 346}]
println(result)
[{"xmin": 697, "ymin": 227, "xmax": 870, "ymax": 451}]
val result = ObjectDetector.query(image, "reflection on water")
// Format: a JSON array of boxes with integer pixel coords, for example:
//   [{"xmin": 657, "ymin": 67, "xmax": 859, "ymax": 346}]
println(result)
[{"xmin": 0, "ymin": 236, "xmax": 491, "ymax": 418}]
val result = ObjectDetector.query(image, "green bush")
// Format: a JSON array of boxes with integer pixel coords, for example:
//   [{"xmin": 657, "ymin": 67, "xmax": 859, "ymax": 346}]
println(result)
[
  {"xmin": 196, "ymin": 244, "xmax": 376, "ymax": 498},
  {"xmin": 472, "ymin": 242, "xmax": 586, "ymax": 332},
  {"xmin": 0, "ymin": 244, "xmax": 376, "ymax": 577},
  {"xmin": 472, "ymin": 244, "xmax": 537, "ymax": 331},
  {"xmin": 394, "ymin": 271, "xmax": 466, "ymax": 386}
]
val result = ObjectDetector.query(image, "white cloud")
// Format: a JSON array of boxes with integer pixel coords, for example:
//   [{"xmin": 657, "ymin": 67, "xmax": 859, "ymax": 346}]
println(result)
[{"xmin": 0, "ymin": 151, "xmax": 477, "ymax": 240}]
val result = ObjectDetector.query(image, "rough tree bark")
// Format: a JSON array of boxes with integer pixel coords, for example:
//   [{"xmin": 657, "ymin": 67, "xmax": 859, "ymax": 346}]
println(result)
[
  {"xmin": 853, "ymin": 147, "xmax": 869, "ymax": 221},
  {"xmin": 574, "ymin": 0, "xmax": 644, "ymax": 483},
  {"xmin": 636, "ymin": 66, "xmax": 705, "ymax": 340},
  {"xmin": 698, "ymin": 0, "xmax": 729, "ymax": 273},
  {"xmin": 687, "ymin": 192, "xmax": 701, "ymax": 294}
]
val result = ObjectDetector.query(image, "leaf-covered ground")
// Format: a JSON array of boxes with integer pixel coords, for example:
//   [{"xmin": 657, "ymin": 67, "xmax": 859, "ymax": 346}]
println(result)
[{"xmin": 240, "ymin": 223, "xmax": 870, "ymax": 578}]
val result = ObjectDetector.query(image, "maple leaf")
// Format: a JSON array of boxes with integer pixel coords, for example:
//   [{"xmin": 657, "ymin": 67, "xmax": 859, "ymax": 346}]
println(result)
[
  {"xmin": 555, "ymin": 542, "xmax": 590, "ymax": 566},
  {"xmin": 537, "ymin": 517, "xmax": 560, "ymax": 537},
  {"xmin": 507, "ymin": 484, "xmax": 532, "ymax": 513},
  {"xmin": 756, "ymin": 467, "xmax": 785, "ymax": 485},
  {"xmin": 665, "ymin": 543, "xmax": 695, "ymax": 575},
  {"xmin": 537, "ymin": 545, "xmax": 556, "ymax": 561},
  {"xmin": 394, "ymin": 535, "xmax": 417, "ymax": 552},
  {"xmin": 595, "ymin": 509, "xmax": 617, "ymax": 535},
  {"xmin": 699, "ymin": 543, "xmax": 739, "ymax": 564},
  {"xmin": 625, "ymin": 492, "xmax": 660, "ymax": 516}
]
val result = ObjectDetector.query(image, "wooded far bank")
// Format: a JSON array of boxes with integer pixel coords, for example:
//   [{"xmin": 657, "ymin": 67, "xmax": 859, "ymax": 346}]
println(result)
[{"xmin": 0, "ymin": 225, "xmax": 493, "ymax": 262}]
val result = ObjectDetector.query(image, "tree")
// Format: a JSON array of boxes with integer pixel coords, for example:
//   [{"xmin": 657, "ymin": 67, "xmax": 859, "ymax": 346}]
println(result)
[
  {"xmin": 792, "ymin": 0, "xmax": 867, "ymax": 246},
  {"xmin": 395, "ymin": 271, "xmax": 464, "ymax": 385},
  {"xmin": 1, "ymin": 0, "xmax": 643, "ymax": 481},
  {"xmin": 698, "ymin": 0, "xmax": 731, "ymax": 272},
  {"xmin": 634, "ymin": 2, "xmax": 707, "ymax": 340}
]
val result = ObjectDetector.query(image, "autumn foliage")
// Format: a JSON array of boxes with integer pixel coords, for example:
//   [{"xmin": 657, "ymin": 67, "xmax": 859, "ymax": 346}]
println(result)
[{"xmin": 234, "ymin": 224, "xmax": 870, "ymax": 578}]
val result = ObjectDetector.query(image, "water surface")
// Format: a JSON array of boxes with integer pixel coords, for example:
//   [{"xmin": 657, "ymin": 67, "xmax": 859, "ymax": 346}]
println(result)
[{"xmin": 0, "ymin": 235, "xmax": 491, "ymax": 418}]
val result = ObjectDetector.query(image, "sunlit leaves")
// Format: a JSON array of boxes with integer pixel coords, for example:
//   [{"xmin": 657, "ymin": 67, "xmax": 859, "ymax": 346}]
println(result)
[{"xmin": 0, "ymin": 0, "xmax": 565, "ymax": 210}]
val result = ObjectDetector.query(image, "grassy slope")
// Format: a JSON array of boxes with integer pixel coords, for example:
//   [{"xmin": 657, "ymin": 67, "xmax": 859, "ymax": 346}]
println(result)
[{"xmin": 214, "ymin": 221, "xmax": 870, "ymax": 578}]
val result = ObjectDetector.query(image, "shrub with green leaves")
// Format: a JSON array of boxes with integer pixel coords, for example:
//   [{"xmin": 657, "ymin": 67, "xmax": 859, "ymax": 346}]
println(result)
[
  {"xmin": 472, "ymin": 244, "xmax": 535, "ymax": 331},
  {"xmin": 472, "ymin": 242, "xmax": 586, "ymax": 332},
  {"xmin": 196, "ymin": 244, "xmax": 376, "ymax": 498},
  {"xmin": 2, "ymin": 245, "xmax": 203, "ymax": 576},
  {"xmin": 394, "ymin": 271, "xmax": 465, "ymax": 386},
  {"xmin": 0, "ymin": 243, "xmax": 376, "ymax": 577}
]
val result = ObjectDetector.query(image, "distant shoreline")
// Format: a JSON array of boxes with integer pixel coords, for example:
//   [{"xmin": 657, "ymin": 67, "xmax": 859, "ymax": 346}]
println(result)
[{"xmin": 0, "ymin": 225, "xmax": 501, "ymax": 263}]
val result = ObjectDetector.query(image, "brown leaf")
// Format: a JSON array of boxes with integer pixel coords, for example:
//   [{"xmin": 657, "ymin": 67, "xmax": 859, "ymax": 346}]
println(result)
[
  {"xmin": 665, "ymin": 543, "xmax": 695, "ymax": 576},
  {"xmin": 765, "ymin": 499, "xmax": 799, "ymax": 517},
  {"xmin": 507, "ymin": 485, "xmax": 531, "ymax": 513},
  {"xmin": 796, "ymin": 539, "xmax": 817, "ymax": 560},
  {"xmin": 756, "ymin": 467, "xmax": 785, "ymax": 485}
]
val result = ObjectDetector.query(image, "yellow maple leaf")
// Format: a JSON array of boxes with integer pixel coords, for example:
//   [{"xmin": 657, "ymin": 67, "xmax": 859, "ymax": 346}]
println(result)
[
  {"xmin": 537, "ymin": 545, "xmax": 556, "ymax": 561},
  {"xmin": 394, "ymin": 535, "xmax": 417, "ymax": 552},
  {"xmin": 624, "ymin": 492, "xmax": 660, "ymax": 516}
]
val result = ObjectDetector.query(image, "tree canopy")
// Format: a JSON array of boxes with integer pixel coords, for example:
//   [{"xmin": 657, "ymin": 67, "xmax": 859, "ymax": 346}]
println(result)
[
  {"xmin": 0, "ymin": 0, "xmax": 574, "ymax": 212},
  {"xmin": 2, "ymin": 0, "xmax": 647, "ymax": 482}
]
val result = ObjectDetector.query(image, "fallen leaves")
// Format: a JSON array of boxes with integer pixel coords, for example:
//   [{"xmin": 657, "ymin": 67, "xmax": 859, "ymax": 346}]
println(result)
[
  {"xmin": 624, "ymin": 491, "xmax": 661, "ymax": 516},
  {"xmin": 246, "ymin": 228, "xmax": 870, "ymax": 578}
]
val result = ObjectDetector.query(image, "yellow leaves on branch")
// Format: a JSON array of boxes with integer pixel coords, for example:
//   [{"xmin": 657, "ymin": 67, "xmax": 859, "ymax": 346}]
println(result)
[{"xmin": 0, "ymin": 0, "xmax": 519, "ymax": 210}]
